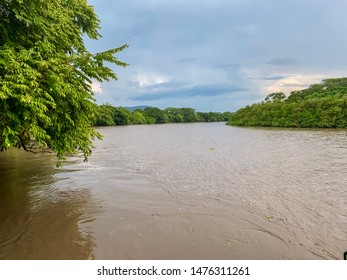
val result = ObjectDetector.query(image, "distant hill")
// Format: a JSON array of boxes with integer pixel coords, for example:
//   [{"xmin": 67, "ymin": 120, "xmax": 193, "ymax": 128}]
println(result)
[{"xmin": 124, "ymin": 106, "xmax": 149, "ymax": 111}]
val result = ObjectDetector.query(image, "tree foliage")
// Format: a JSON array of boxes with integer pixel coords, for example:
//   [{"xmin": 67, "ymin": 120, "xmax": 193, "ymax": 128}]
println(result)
[
  {"xmin": 264, "ymin": 92, "xmax": 286, "ymax": 102},
  {"xmin": 227, "ymin": 78, "xmax": 347, "ymax": 128},
  {"xmin": 95, "ymin": 104, "xmax": 116, "ymax": 126},
  {"xmin": 0, "ymin": 0, "xmax": 128, "ymax": 162},
  {"xmin": 95, "ymin": 105, "xmax": 231, "ymax": 126},
  {"xmin": 143, "ymin": 107, "xmax": 169, "ymax": 124}
]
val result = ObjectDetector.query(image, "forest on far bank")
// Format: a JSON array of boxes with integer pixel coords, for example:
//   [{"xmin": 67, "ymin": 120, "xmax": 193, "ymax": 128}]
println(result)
[
  {"xmin": 95, "ymin": 104, "xmax": 233, "ymax": 126},
  {"xmin": 227, "ymin": 77, "xmax": 347, "ymax": 128}
]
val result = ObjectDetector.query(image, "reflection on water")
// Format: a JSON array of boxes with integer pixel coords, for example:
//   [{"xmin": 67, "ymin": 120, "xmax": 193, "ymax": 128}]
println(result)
[
  {"xmin": 0, "ymin": 123, "xmax": 346, "ymax": 259},
  {"xmin": 0, "ymin": 150, "xmax": 99, "ymax": 259}
]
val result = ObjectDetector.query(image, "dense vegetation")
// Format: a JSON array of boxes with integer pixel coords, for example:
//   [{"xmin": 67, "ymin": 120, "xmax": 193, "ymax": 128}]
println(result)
[
  {"xmin": 227, "ymin": 78, "xmax": 347, "ymax": 128},
  {"xmin": 95, "ymin": 104, "xmax": 232, "ymax": 126},
  {"xmin": 0, "ymin": 0, "xmax": 127, "ymax": 162}
]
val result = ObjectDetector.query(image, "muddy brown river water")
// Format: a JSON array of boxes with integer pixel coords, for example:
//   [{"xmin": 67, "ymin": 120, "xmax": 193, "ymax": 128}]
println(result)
[{"xmin": 0, "ymin": 123, "xmax": 346, "ymax": 259}]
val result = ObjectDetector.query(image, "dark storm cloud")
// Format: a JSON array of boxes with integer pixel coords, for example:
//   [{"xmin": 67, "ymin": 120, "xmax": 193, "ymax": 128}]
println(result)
[
  {"xmin": 131, "ymin": 83, "xmax": 248, "ymax": 101},
  {"xmin": 261, "ymin": 75, "xmax": 287, "ymax": 80}
]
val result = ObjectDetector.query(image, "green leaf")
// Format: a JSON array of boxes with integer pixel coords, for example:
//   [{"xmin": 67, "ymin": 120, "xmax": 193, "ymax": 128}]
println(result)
[{"xmin": 0, "ymin": 0, "xmax": 127, "ymax": 161}]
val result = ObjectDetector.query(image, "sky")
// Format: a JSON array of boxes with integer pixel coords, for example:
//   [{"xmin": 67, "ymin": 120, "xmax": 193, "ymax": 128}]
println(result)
[{"xmin": 86, "ymin": 0, "xmax": 347, "ymax": 112}]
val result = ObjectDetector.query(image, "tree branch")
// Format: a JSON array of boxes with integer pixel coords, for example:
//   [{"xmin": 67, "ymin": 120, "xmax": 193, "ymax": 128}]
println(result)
[{"xmin": 17, "ymin": 135, "xmax": 37, "ymax": 154}]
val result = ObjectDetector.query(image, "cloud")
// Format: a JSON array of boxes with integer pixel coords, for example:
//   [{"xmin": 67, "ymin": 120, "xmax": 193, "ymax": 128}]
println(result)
[
  {"xmin": 88, "ymin": 0, "xmax": 347, "ymax": 111},
  {"xmin": 135, "ymin": 73, "xmax": 170, "ymax": 87},
  {"xmin": 176, "ymin": 57, "xmax": 197, "ymax": 63},
  {"xmin": 261, "ymin": 75, "xmax": 287, "ymax": 80},
  {"xmin": 265, "ymin": 74, "xmax": 324, "ymax": 94},
  {"xmin": 231, "ymin": 24, "xmax": 258, "ymax": 38},
  {"xmin": 265, "ymin": 58, "xmax": 298, "ymax": 66},
  {"xmin": 130, "ymin": 83, "xmax": 248, "ymax": 101},
  {"xmin": 214, "ymin": 63, "xmax": 240, "ymax": 69},
  {"xmin": 91, "ymin": 80, "xmax": 102, "ymax": 94},
  {"xmin": 144, "ymin": 79, "xmax": 188, "ymax": 89}
]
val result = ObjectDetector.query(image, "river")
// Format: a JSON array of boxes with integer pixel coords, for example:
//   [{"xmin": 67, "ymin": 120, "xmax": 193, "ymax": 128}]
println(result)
[{"xmin": 0, "ymin": 122, "xmax": 346, "ymax": 259}]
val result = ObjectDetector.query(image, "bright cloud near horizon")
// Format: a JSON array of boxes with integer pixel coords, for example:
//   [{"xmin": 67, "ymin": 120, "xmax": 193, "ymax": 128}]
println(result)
[{"xmin": 87, "ymin": 0, "xmax": 347, "ymax": 112}]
